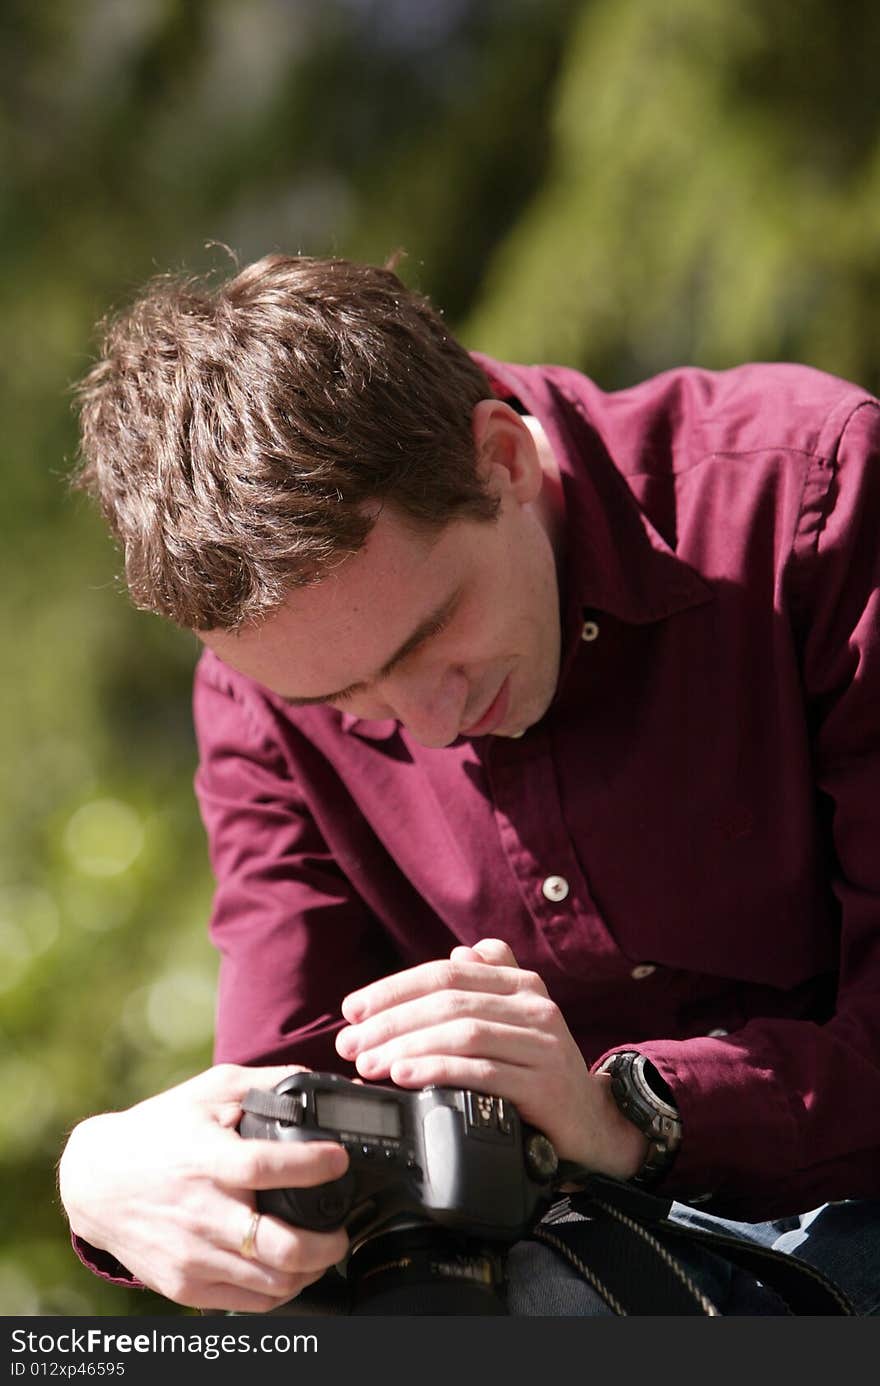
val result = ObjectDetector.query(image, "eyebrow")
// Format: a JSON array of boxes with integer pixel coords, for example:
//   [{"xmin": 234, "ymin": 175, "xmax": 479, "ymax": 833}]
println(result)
[{"xmin": 280, "ymin": 586, "xmax": 465, "ymax": 708}]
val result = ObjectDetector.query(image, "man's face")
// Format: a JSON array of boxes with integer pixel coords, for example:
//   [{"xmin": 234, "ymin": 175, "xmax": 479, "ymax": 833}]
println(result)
[{"xmin": 200, "ymin": 408, "xmax": 563, "ymax": 748}]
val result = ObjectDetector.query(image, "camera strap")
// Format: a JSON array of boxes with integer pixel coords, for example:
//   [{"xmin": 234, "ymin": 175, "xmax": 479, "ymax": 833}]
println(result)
[
  {"xmin": 241, "ymin": 1088, "xmax": 302, "ymax": 1122},
  {"xmin": 528, "ymin": 1173, "xmax": 855, "ymax": 1315}
]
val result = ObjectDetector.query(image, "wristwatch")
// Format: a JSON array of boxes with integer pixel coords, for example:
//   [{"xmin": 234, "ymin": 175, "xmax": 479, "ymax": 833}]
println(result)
[{"xmin": 597, "ymin": 1051, "xmax": 682, "ymax": 1187}]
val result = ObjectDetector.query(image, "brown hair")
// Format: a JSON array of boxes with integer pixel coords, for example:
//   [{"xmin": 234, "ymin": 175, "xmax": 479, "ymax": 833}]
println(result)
[{"xmin": 72, "ymin": 253, "xmax": 497, "ymax": 630}]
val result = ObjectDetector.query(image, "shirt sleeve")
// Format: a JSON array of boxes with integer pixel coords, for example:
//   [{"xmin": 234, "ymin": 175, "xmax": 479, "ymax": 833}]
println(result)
[
  {"xmin": 192, "ymin": 653, "xmax": 394, "ymax": 1072},
  {"xmin": 69, "ymin": 1234, "xmax": 144, "ymax": 1289},
  {"xmin": 595, "ymin": 399, "xmax": 880, "ymax": 1221},
  {"xmin": 70, "ymin": 656, "xmax": 391, "ymax": 1289}
]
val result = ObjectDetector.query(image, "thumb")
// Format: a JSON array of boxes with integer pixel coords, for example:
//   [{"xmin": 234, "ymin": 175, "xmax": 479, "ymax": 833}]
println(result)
[{"xmin": 450, "ymin": 938, "xmax": 519, "ymax": 968}]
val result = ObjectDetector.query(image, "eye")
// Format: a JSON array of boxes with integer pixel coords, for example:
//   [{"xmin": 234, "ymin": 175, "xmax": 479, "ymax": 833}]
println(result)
[
  {"xmin": 424, "ymin": 613, "xmax": 451, "ymax": 642},
  {"xmin": 396, "ymin": 613, "xmax": 452, "ymax": 672}
]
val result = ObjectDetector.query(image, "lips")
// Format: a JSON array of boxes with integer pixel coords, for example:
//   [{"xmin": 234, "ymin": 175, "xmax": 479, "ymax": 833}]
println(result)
[{"xmin": 461, "ymin": 675, "xmax": 511, "ymax": 737}]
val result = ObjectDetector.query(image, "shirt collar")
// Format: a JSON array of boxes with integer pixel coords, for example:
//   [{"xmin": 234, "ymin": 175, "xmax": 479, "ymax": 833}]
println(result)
[{"xmin": 473, "ymin": 353, "xmax": 712, "ymax": 625}]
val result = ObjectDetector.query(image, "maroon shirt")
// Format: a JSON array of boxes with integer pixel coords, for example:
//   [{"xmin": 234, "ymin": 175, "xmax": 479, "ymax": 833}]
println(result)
[{"xmin": 191, "ymin": 357, "xmax": 880, "ymax": 1221}]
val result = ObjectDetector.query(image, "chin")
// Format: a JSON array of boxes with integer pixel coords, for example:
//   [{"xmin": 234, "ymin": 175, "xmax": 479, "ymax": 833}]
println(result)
[
  {"xmin": 494, "ymin": 667, "xmax": 553, "ymax": 739},
  {"xmin": 522, "ymin": 687, "xmax": 555, "ymax": 734},
  {"xmin": 497, "ymin": 697, "xmax": 538, "ymax": 740}
]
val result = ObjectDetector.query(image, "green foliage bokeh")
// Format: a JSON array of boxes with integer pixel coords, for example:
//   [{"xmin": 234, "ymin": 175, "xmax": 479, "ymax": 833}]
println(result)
[{"xmin": 1, "ymin": 0, "xmax": 878, "ymax": 1316}]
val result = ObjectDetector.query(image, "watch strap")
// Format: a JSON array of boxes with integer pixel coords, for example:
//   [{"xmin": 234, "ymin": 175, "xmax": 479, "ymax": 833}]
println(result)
[{"xmin": 597, "ymin": 1051, "xmax": 681, "ymax": 1187}]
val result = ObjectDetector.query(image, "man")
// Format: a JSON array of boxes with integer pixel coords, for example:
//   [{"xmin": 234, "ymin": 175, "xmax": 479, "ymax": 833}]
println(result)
[{"xmin": 59, "ymin": 253, "xmax": 880, "ymax": 1315}]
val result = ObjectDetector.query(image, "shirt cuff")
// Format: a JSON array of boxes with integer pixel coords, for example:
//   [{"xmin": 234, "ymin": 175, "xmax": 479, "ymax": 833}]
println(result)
[
  {"xmin": 592, "ymin": 1034, "xmax": 799, "ymax": 1217},
  {"xmin": 71, "ymin": 1230, "xmax": 144, "ymax": 1289}
]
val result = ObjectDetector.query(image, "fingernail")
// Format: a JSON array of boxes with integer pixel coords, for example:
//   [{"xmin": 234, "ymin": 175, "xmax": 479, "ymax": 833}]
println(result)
[
  {"xmin": 328, "ymin": 1145, "xmax": 349, "ymax": 1174},
  {"xmin": 341, "ymin": 994, "xmax": 364, "ymax": 1023},
  {"xmin": 335, "ymin": 1026, "xmax": 357, "ymax": 1058}
]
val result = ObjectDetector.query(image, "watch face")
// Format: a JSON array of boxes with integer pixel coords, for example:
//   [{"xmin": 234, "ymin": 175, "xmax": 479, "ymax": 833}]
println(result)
[
  {"xmin": 641, "ymin": 1063, "xmax": 677, "ymax": 1109},
  {"xmin": 631, "ymin": 1058, "xmax": 679, "ymax": 1119}
]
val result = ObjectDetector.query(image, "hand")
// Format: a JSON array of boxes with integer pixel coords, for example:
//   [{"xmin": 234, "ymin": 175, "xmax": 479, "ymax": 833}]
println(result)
[
  {"xmin": 335, "ymin": 939, "xmax": 647, "ymax": 1178},
  {"xmin": 58, "ymin": 1064, "xmax": 350, "ymax": 1312}
]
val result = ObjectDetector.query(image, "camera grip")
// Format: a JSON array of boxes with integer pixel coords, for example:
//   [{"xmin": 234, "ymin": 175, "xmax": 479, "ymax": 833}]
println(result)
[
  {"xmin": 257, "ymin": 1167, "xmax": 356, "ymax": 1231},
  {"xmin": 239, "ymin": 1091, "xmax": 356, "ymax": 1231}
]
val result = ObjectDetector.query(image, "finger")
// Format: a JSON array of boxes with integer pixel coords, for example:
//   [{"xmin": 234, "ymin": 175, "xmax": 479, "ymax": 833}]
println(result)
[
  {"xmin": 349, "ymin": 1018, "xmax": 544, "ymax": 1081},
  {"xmin": 383, "ymin": 1053, "xmax": 534, "ymax": 1110},
  {"xmin": 220, "ymin": 1208, "xmax": 349, "ymax": 1278},
  {"xmin": 200, "ymin": 1062, "xmax": 312, "ymax": 1106},
  {"xmin": 260, "ymin": 1221, "xmax": 350, "ymax": 1277},
  {"xmin": 449, "ymin": 945, "xmax": 483, "ymax": 964},
  {"xmin": 466, "ymin": 939, "xmax": 520, "ymax": 967},
  {"xmin": 210, "ymin": 1132, "xmax": 350, "ymax": 1191},
  {"xmin": 131, "ymin": 1212, "xmax": 345, "ymax": 1311},
  {"xmin": 206, "ymin": 1247, "xmax": 326, "ymax": 1303},
  {"xmin": 336, "ymin": 988, "xmax": 552, "ymax": 1061},
  {"xmin": 183, "ymin": 1064, "xmax": 313, "ymax": 1130},
  {"xmin": 341, "ymin": 959, "xmax": 545, "ymax": 1023},
  {"xmin": 195, "ymin": 1267, "xmax": 329, "ymax": 1315}
]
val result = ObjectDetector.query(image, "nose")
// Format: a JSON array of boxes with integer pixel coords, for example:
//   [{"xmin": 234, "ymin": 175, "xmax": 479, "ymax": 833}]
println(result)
[{"xmin": 381, "ymin": 666, "xmax": 469, "ymax": 747}]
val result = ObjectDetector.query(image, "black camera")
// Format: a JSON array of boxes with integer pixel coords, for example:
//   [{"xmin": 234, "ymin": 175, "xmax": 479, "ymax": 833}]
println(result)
[{"xmin": 239, "ymin": 1071, "xmax": 561, "ymax": 1314}]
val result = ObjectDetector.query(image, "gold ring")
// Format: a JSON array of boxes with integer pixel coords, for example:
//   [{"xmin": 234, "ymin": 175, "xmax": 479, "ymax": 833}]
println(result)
[{"xmin": 239, "ymin": 1210, "xmax": 261, "ymax": 1260}]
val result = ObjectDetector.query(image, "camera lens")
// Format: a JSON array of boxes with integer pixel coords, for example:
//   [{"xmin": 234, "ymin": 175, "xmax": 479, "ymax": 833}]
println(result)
[{"xmin": 346, "ymin": 1221, "xmax": 509, "ymax": 1315}]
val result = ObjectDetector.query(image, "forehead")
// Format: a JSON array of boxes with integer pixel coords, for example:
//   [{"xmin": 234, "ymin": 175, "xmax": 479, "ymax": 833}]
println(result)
[{"xmin": 201, "ymin": 507, "xmax": 463, "ymax": 695}]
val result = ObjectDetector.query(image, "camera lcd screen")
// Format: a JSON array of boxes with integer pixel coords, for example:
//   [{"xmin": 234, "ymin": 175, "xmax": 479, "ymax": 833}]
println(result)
[{"xmin": 315, "ymin": 1090, "xmax": 401, "ymax": 1139}]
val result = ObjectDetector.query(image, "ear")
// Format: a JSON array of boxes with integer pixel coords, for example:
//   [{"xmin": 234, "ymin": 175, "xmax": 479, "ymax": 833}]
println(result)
[{"xmin": 471, "ymin": 399, "xmax": 543, "ymax": 504}]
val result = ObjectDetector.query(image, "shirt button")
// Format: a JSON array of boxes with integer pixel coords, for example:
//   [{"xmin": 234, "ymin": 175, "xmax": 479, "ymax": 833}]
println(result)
[
  {"xmin": 581, "ymin": 620, "xmax": 600, "ymax": 642},
  {"xmin": 707, "ymin": 1028, "xmax": 729, "ymax": 1038},
  {"xmin": 630, "ymin": 963, "xmax": 656, "ymax": 980},
  {"xmin": 541, "ymin": 875, "xmax": 570, "ymax": 903}
]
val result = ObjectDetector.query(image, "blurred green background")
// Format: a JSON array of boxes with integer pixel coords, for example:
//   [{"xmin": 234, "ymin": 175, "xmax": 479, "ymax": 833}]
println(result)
[{"xmin": 2, "ymin": 0, "xmax": 879, "ymax": 1316}]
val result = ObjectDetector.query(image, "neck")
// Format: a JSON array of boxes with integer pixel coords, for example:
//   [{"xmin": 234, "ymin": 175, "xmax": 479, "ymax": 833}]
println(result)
[{"xmin": 522, "ymin": 415, "xmax": 565, "ymax": 564}]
